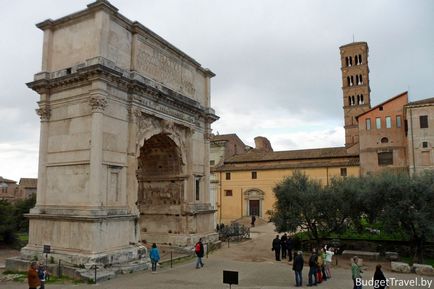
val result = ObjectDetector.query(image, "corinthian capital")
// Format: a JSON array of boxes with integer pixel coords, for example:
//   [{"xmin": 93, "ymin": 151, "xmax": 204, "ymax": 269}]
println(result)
[
  {"xmin": 89, "ymin": 94, "xmax": 107, "ymax": 112},
  {"xmin": 35, "ymin": 106, "xmax": 51, "ymax": 121}
]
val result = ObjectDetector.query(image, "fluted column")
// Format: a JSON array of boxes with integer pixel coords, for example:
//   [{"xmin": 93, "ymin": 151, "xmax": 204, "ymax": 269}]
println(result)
[
  {"xmin": 88, "ymin": 83, "xmax": 107, "ymax": 208},
  {"xmin": 33, "ymin": 101, "xmax": 50, "ymax": 212}
]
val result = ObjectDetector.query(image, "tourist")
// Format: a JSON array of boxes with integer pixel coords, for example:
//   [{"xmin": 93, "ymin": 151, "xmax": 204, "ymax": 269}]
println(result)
[
  {"xmin": 149, "ymin": 243, "xmax": 161, "ymax": 272},
  {"xmin": 251, "ymin": 215, "xmax": 256, "ymax": 227},
  {"xmin": 195, "ymin": 238, "xmax": 205, "ymax": 269},
  {"xmin": 320, "ymin": 248, "xmax": 327, "ymax": 281},
  {"xmin": 37, "ymin": 263, "xmax": 48, "ymax": 289},
  {"xmin": 27, "ymin": 261, "xmax": 40, "ymax": 289},
  {"xmin": 271, "ymin": 235, "xmax": 281, "ymax": 261},
  {"xmin": 287, "ymin": 235, "xmax": 294, "ymax": 262},
  {"xmin": 325, "ymin": 246, "xmax": 334, "ymax": 278},
  {"xmin": 307, "ymin": 248, "xmax": 318, "ymax": 286},
  {"xmin": 351, "ymin": 256, "xmax": 363, "ymax": 289},
  {"xmin": 292, "ymin": 251, "xmax": 304, "ymax": 287},
  {"xmin": 281, "ymin": 233, "xmax": 288, "ymax": 259},
  {"xmin": 373, "ymin": 264, "xmax": 387, "ymax": 289},
  {"xmin": 316, "ymin": 249, "xmax": 324, "ymax": 283}
]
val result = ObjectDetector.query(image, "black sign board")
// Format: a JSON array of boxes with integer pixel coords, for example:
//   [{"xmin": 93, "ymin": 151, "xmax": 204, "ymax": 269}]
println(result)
[
  {"xmin": 223, "ymin": 270, "xmax": 238, "ymax": 285},
  {"xmin": 43, "ymin": 245, "xmax": 51, "ymax": 254}
]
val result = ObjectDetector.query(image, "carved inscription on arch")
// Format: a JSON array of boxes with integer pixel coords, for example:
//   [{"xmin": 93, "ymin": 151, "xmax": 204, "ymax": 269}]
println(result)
[{"xmin": 135, "ymin": 35, "xmax": 196, "ymax": 98}]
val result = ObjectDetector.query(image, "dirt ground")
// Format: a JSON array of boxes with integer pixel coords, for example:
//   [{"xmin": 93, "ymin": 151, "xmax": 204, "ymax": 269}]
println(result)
[{"xmin": 0, "ymin": 245, "xmax": 19, "ymax": 272}]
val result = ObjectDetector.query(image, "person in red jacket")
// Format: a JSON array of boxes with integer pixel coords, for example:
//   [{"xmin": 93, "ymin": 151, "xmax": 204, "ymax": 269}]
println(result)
[{"xmin": 27, "ymin": 262, "xmax": 41, "ymax": 289}]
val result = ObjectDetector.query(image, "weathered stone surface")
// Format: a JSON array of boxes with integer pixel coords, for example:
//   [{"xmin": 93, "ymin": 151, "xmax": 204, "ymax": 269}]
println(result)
[
  {"xmin": 9, "ymin": 0, "xmax": 218, "ymax": 272},
  {"xmin": 413, "ymin": 264, "xmax": 434, "ymax": 276},
  {"xmin": 342, "ymin": 250, "xmax": 379, "ymax": 261},
  {"xmin": 385, "ymin": 251, "xmax": 399, "ymax": 261},
  {"xmin": 391, "ymin": 261, "xmax": 411, "ymax": 273}
]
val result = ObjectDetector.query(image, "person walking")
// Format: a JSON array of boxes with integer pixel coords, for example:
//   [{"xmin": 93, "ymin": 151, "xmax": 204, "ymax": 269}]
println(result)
[
  {"xmin": 272, "ymin": 235, "xmax": 281, "ymax": 261},
  {"xmin": 195, "ymin": 238, "xmax": 205, "ymax": 269},
  {"xmin": 373, "ymin": 264, "xmax": 387, "ymax": 289},
  {"xmin": 307, "ymin": 248, "xmax": 318, "ymax": 286},
  {"xmin": 149, "ymin": 243, "xmax": 161, "ymax": 272},
  {"xmin": 292, "ymin": 251, "xmax": 304, "ymax": 287},
  {"xmin": 351, "ymin": 256, "xmax": 363, "ymax": 289},
  {"xmin": 251, "ymin": 215, "xmax": 256, "ymax": 227},
  {"xmin": 281, "ymin": 233, "xmax": 288, "ymax": 259},
  {"xmin": 27, "ymin": 262, "xmax": 40, "ymax": 289}
]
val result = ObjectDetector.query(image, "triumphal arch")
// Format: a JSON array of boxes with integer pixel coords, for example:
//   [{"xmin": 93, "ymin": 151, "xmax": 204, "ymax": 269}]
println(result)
[{"xmin": 22, "ymin": 0, "xmax": 218, "ymax": 265}]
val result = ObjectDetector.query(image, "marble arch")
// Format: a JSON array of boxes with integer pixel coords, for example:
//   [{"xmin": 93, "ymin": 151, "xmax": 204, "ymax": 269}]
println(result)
[{"xmin": 16, "ymin": 0, "xmax": 218, "ymax": 267}]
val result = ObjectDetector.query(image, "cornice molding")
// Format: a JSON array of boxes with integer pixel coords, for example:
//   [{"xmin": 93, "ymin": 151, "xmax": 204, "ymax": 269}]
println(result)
[{"xmin": 27, "ymin": 57, "xmax": 213, "ymax": 119}]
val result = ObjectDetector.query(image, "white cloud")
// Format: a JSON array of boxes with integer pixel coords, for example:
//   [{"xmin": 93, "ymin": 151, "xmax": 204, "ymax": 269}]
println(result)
[{"xmin": 0, "ymin": 142, "xmax": 39, "ymax": 182}]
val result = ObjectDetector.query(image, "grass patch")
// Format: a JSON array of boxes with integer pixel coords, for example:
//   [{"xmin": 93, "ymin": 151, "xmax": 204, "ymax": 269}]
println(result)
[
  {"xmin": 46, "ymin": 275, "xmax": 83, "ymax": 284},
  {"xmin": 1, "ymin": 271, "xmax": 27, "ymax": 282},
  {"xmin": 17, "ymin": 233, "xmax": 28, "ymax": 242}
]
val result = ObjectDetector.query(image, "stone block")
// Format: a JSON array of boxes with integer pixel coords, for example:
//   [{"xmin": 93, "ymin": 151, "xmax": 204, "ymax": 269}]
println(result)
[
  {"xmin": 385, "ymin": 251, "xmax": 399, "ymax": 261},
  {"xmin": 391, "ymin": 261, "xmax": 411, "ymax": 273},
  {"xmin": 413, "ymin": 264, "xmax": 434, "ymax": 276}
]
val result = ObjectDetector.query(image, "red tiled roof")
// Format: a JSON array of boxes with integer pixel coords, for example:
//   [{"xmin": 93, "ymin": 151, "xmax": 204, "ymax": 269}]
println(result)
[
  {"xmin": 224, "ymin": 146, "xmax": 356, "ymax": 163},
  {"xmin": 19, "ymin": 178, "xmax": 38, "ymax": 188},
  {"xmin": 407, "ymin": 97, "xmax": 434, "ymax": 106}
]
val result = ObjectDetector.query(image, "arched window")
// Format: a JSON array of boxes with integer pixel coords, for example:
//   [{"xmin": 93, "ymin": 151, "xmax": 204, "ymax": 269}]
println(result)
[
  {"xmin": 347, "ymin": 76, "xmax": 351, "ymax": 87},
  {"xmin": 360, "ymin": 94, "xmax": 364, "ymax": 104},
  {"xmin": 348, "ymin": 96, "xmax": 351, "ymax": 106},
  {"xmin": 359, "ymin": 54, "xmax": 362, "ymax": 64},
  {"xmin": 349, "ymin": 56, "xmax": 352, "ymax": 66},
  {"xmin": 360, "ymin": 75, "xmax": 363, "ymax": 84},
  {"xmin": 357, "ymin": 95, "xmax": 360, "ymax": 104},
  {"xmin": 351, "ymin": 95, "xmax": 355, "ymax": 105},
  {"xmin": 345, "ymin": 57, "xmax": 349, "ymax": 67},
  {"xmin": 381, "ymin": 137, "xmax": 389, "ymax": 143},
  {"xmin": 355, "ymin": 55, "xmax": 359, "ymax": 65},
  {"xmin": 356, "ymin": 75, "xmax": 359, "ymax": 84},
  {"xmin": 350, "ymin": 76, "xmax": 354, "ymax": 86}
]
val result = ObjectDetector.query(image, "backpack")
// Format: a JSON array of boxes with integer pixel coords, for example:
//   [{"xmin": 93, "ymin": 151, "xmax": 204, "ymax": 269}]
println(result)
[{"xmin": 195, "ymin": 243, "xmax": 201, "ymax": 253}]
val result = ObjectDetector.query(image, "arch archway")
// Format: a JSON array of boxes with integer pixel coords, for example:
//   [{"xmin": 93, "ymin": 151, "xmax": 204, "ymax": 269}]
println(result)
[{"xmin": 136, "ymin": 133, "xmax": 186, "ymax": 236}]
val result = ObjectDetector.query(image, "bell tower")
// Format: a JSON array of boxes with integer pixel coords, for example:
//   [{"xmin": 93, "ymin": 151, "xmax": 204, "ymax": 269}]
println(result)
[{"xmin": 340, "ymin": 42, "xmax": 371, "ymax": 151}]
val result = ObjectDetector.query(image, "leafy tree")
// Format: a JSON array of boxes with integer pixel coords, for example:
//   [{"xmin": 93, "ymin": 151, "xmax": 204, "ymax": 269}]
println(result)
[
  {"xmin": 270, "ymin": 169, "xmax": 434, "ymax": 262},
  {"xmin": 0, "ymin": 199, "xmax": 17, "ymax": 244},
  {"xmin": 379, "ymin": 171, "xmax": 434, "ymax": 263},
  {"xmin": 322, "ymin": 176, "xmax": 362, "ymax": 233},
  {"xmin": 270, "ymin": 170, "xmax": 326, "ymax": 242},
  {"xmin": 14, "ymin": 194, "xmax": 36, "ymax": 232}
]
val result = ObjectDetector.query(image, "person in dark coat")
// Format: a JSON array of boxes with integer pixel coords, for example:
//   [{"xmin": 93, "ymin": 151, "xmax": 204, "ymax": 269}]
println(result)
[
  {"xmin": 272, "ymin": 235, "xmax": 281, "ymax": 261},
  {"xmin": 287, "ymin": 235, "xmax": 294, "ymax": 261},
  {"xmin": 292, "ymin": 251, "xmax": 304, "ymax": 287},
  {"xmin": 280, "ymin": 233, "xmax": 288, "ymax": 259},
  {"xmin": 373, "ymin": 264, "xmax": 387, "ymax": 289},
  {"xmin": 307, "ymin": 248, "xmax": 318, "ymax": 286},
  {"xmin": 251, "ymin": 215, "xmax": 256, "ymax": 227},
  {"xmin": 195, "ymin": 238, "xmax": 205, "ymax": 269}
]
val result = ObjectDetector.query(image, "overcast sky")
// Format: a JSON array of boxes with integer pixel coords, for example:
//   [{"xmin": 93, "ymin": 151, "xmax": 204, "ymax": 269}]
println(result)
[{"xmin": 1, "ymin": 0, "xmax": 433, "ymax": 181}]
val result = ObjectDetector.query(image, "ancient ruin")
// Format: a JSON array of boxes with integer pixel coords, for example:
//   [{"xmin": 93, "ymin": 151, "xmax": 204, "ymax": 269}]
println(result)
[{"xmin": 19, "ymin": 0, "xmax": 218, "ymax": 266}]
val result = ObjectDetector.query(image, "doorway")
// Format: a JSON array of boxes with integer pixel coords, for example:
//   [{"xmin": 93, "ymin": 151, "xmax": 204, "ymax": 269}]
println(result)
[{"xmin": 249, "ymin": 200, "xmax": 260, "ymax": 216}]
